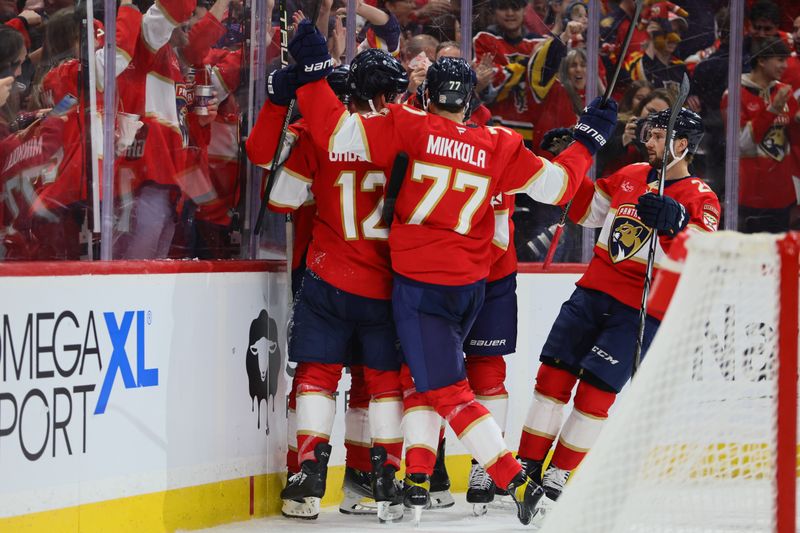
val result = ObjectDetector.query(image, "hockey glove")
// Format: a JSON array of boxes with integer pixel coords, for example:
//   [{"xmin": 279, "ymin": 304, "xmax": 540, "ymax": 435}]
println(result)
[
  {"xmin": 636, "ymin": 192, "xmax": 688, "ymax": 236},
  {"xmin": 573, "ymin": 97, "xmax": 618, "ymax": 155},
  {"xmin": 289, "ymin": 19, "xmax": 334, "ymax": 85},
  {"xmin": 540, "ymin": 127, "xmax": 574, "ymax": 156},
  {"xmin": 267, "ymin": 66, "xmax": 298, "ymax": 106}
]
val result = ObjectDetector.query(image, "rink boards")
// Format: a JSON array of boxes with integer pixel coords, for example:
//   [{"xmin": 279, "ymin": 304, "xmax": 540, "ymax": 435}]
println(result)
[{"xmin": 0, "ymin": 261, "xmax": 791, "ymax": 532}]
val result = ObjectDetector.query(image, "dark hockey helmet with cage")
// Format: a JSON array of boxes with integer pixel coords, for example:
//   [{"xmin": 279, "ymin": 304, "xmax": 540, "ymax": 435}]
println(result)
[
  {"xmin": 327, "ymin": 64, "xmax": 351, "ymax": 103},
  {"xmin": 347, "ymin": 48, "xmax": 409, "ymax": 103},
  {"xmin": 425, "ymin": 57, "xmax": 476, "ymax": 112},
  {"xmin": 640, "ymin": 108, "xmax": 704, "ymax": 154}
]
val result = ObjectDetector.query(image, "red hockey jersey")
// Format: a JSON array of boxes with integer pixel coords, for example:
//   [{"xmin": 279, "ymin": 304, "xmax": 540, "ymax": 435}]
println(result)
[
  {"xmin": 268, "ymin": 128, "xmax": 392, "ymax": 300},
  {"xmin": 296, "ymin": 79, "xmax": 593, "ymax": 286},
  {"xmin": 114, "ymin": 0, "xmax": 196, "ymax": 197},
  {"xmin": 721, "ymin": 75, "xmax": 800, "ymax": 209},
  {"xmin": 474, "ymin": 29, "xmax": 544, "ymax": 142},
  {"xmin": 487, "ymin": 191, "xmax": 517, "ymax": 282},
  {"xmin": 246, "ymin": 101, "xmax": 311, "ymax": 269},
  {"xmin": 569, "ymin": 163, "xmax": 720, "ymax": 319}
]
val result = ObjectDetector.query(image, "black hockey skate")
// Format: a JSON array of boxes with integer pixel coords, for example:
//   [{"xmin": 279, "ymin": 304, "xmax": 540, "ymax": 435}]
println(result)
[
  {"xmin": 339, "ymin": 467, "xmax": 377, "ymax": 515},
  {"xmin": 519, "ymin": 456, "xmax": 544, "ymax": 482},
  {"xmin": 430, "ymin": 437, "xmax": 455, "ymax": 509},
  {"xmin": 280, "ymin": 443, "xmax": 332, "ymax": 520},
  {"xmin": 466, "ymin": 460, "xmax": 495, "ymax": 516},
  {"xmin": 507, "ymin": 471, "xmax": 546, "ymax": 526},
  {"xmin": 370, "ymin": 446, "xmax": 404, "ymax": 523},
  {"xmin": 403, "ymin": 473, "xmax": 431, "ymax": 526}
]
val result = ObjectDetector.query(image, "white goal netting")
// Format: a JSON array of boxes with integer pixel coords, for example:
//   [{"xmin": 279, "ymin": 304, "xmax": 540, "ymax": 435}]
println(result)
[{"xmin": 540, "ymin": 231, "xmax": 798, "ymax": 533}]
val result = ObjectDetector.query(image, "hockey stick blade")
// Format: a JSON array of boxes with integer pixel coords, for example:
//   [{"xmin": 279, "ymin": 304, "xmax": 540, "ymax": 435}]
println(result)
[
  {"xmin": 382, "ymin": 151, "xmax": 409, "ymax": 226},
  {"xmin": 633, "ymin": 72, "xmax": 691, "ymax": 373}
]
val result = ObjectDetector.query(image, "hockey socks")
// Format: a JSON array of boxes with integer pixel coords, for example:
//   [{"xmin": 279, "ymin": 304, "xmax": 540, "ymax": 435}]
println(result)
[
  {"xmin": 518, "ymin": 363, "xmax": 577, "ymax": 461},
  {"xmin": 466, "ymin": 355, "xmax": 509, "ymax": 433},
  {"xmin": 550, "ymin": 380, "xmax": 616, "ymax": 471},
  {"xmin": 287, "ymin": 374, "xmax": 299, "ymax": 474},
  {"xmin": 294, "ymin": 363, "xmax": 342, "ymax": 464},
  {"xmin": 400, "ymin": 365, "xmax": 440, "ymax": 476},
  {"xmin": 365, "ymin": 367, "xmax": 404, "ymax": 470},
  {"xmin": 426, "ymin": 379, "xmax": 520, "ymax": 490},
  {"xmin": 344, "ymin": 365, "xmax": 372, "ymax": 473}
]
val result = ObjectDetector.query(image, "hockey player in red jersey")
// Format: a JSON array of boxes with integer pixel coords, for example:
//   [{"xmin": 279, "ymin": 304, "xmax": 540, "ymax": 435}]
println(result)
[
  {"xmin": 264, "ymin": 48, "xmax": 409, "ymax": 523},
  {"xmin": 516, "ymin": 108, "xmax": 720, "ymax": 521},
  {"xmin": 248, "ymin": 65, "xmax": 391, "ymax": 518},
  {"xmin": 272, "ymin": 19, "xmax": 617, "ymax": 524}
]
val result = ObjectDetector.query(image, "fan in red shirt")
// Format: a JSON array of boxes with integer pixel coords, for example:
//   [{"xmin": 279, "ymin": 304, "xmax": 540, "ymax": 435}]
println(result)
[{"xmin": 721, "ymin": 36, "xmax": 800, "ymax": 233}]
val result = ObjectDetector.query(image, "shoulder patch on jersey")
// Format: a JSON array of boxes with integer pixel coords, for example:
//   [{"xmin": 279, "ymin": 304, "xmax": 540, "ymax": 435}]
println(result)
[
  {"xmin": 400, "ymin": 104, "xmax": 427, "ymax": 116},
  {"xmin": 608, "ymin": 204, "xmax": 653, "ymax": 264},
  {"xmin": 488, "ymin": 125, "xmax": 514, "ymax": 136},
  {"xmin": 702, "ymin": 203, "xmax": 720, "ymax": 230}
]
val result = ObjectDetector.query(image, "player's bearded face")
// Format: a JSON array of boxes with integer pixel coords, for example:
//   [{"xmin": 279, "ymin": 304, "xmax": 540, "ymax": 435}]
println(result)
[{"xmin": 645, "ymin": 127, "xmax": 667, "ymax": 167}]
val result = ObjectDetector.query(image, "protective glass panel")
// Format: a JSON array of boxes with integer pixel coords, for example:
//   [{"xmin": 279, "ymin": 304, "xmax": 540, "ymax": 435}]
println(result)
[
  {"xmin": 109, "ymin": 0, "xmax": 251, "ymax": 259},
  {"xmin": 0, "ymin": 4, "xmax": 99, "ymax": 260},
  {"xmin": 731, "ymin": 1, "xmax": 800, "ymax": 235}
]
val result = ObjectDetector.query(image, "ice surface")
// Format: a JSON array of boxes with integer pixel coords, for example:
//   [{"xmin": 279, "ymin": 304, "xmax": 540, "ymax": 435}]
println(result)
[{"xmin": 194, "ymin": 496, "xmax": 532, "ymax": 532}]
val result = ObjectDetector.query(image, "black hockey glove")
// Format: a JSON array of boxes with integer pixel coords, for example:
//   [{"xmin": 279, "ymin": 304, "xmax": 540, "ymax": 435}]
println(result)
[
  {"xmin": 636, "ymin": 192, "xmax": 688, "ymax": 236},
  {"xmin": 540, "ymin": 127, "xmax": 574, "ymax": 156},
  {"xmin": 289, "ymin": 19, "xmax": 334, "ymax": 85},
  {"xmin": 573, "ymin": 97, "xmax": 618, "ymax": 155},
  {"xmin": 266, "ymin": 66, "xmax": 298, "ymax": 106}
]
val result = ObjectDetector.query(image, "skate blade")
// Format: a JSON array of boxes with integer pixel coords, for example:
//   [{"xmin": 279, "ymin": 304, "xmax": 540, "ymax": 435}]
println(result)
[
  {"xmin": 472, "ymin": 503, "xmax": 489, "ymax": 517},
  {"xmin": 429, "ymin": 490, "xmax": 455, "ymax": 509},
  {"xmin": 281, "ymin": 497, "xmax": 320, "ymax": 520},
  {"xmin": 410, "ymin": 504, "xmax": 424, "ymax": 527},
  {"xmin": 488, "ymin": 494, "xmax": 516, "ymax": 509},
  {"xmin": 377, "ymin": 501, "xmax": 405, "ymax": 523},
  {"xmin": 531, "ymin": 495, "xmax": 556, "ymax": 525},
  {"xmin": 339, "ymin": 500, "xmax": 378, "ymax": 515}
]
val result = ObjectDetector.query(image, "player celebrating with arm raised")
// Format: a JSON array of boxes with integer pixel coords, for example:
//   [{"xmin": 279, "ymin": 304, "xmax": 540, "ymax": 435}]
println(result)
[
  {"xmin": 264, "ymin": 48, "xmax": 410, "ymax": 523},
  {"xmin": 516, "ymin": 109, "xmax": 720, "ymax": 520},
  {"xmin": 270, "ymin": 19, "xmax": 617, "ymax": 525}
]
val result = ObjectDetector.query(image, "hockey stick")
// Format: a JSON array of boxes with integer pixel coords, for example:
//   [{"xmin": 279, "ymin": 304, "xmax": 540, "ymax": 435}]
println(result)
[
  {"xmin": 633, "ymin": 73, "xmax": 691, "ymax": 374},
  {"xmin": 541, "ymin": 0, "xmax": 643, "ymax": 270},
  {"xmin": 381, "ymin": 151, "xmax": 410, "ymax": 226},
  {"xmin": 253, "ymin": 0, "xmax": 323, "ymax": 236},
  {"xmin": 253, "ymin": 0, "xmax": 292, "ymax": 237}
]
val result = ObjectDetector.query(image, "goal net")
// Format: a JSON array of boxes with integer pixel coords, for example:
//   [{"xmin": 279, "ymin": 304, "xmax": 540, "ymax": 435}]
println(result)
[{"xmin": 540, "ymin": 231, "xmax": 799, "ymax": 533}]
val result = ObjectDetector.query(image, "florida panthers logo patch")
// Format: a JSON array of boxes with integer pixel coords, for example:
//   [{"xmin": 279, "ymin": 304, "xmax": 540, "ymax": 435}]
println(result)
[
  {"xmin": 608, "ymin": 204, "xmax": 652, "ymax": 263},
  {"xmin": 760, "ymin": 124, "xmax": 788, "ymax": 162}
]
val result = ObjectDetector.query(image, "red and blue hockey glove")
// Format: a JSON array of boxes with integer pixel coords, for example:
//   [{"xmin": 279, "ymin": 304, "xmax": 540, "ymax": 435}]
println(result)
[
  {"xmin": 636, "ymin": 192, "xmax": 688, "ymax": 236},
  {"xmin": 540, "ymin": 127, "xmax": 574, "ymax": 156},
  {"xmin": 289, "ymin": 19, "xmax": 334, "ymax": 85},
  {"xmin": 266, "ymin": 66, "xmax": 299, "ymax": 106},
  {"xmin": 573, "ymin": 97, "xmax": 618, "ymax": 155}
]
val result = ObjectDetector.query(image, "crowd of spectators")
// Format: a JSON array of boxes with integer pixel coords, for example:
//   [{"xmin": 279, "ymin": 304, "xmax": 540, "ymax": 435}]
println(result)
[{"xmin": 0, "ymin": 0, "xmax": 798, "ymax": 261}]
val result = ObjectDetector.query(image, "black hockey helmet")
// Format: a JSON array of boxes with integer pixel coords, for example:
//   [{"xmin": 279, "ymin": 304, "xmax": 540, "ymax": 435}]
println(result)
[
  {"xmin": 327, "ymin": 64, "xmax": 351, "ymax": 103},
  {"xmin": 347, "ymin": 48, "xmax": 409, "ymax": 103},
  {"xmin": 425, "ymin": 57, "xmax": 476, "ymax": 112},
  {"xmin": 641, "ymin": 108, "xmax": 704, "ymax": 154}
]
